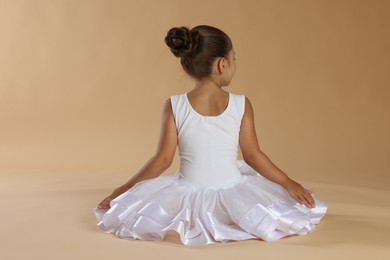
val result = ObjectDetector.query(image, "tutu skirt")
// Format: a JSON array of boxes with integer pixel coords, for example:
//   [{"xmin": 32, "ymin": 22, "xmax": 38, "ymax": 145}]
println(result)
[{"xmin": 93, "ymin": 160, "xmax": 328, "ymax": 246}]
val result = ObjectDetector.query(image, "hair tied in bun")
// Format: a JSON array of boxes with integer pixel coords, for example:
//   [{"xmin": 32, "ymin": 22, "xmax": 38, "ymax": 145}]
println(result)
[{"xmin": 165, "ymin": 27, "xmax": 197, "ymax": 58}]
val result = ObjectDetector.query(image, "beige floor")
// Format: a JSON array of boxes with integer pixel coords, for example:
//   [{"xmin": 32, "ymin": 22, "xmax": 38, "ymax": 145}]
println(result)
[{"xmin": 2, "ymin": 169, "xmax": 389, "ymax": 260}]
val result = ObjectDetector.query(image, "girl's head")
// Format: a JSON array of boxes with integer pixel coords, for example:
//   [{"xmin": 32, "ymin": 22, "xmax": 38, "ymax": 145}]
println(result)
[{"xmin": 165, "ymin": 25, "xmax": 236, "ymax": 86}]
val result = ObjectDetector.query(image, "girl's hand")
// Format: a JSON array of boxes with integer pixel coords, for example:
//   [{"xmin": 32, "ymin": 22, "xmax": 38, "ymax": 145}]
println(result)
[
  {"xmin": 284, "ymin": 179, "xmax": 316, "ymax": 208},
  {"xmin": 97, "ymin": 194, "xmax": 115, "ymax": 209},
  {"xmin": 97, "ymin": 185, "xmax": 130, "ymax": 210}
]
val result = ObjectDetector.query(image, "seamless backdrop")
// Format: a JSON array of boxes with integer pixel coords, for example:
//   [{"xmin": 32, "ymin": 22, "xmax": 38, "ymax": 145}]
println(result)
[{"xmin": 1, "ymin": 0, "xmax": 389, "ymax": 259}]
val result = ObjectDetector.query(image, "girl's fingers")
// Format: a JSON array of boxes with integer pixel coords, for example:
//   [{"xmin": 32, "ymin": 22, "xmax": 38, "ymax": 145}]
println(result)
[
  {"xmin": 293, "ymin": 194, "xmax": 303, "ymax": 204},
  {"xmin": 297, "ymin": 197, "xmax": 307, "ymax": 206},
  {"xmin": 294, "ymin": 193, "xmax": 316, "ymax": 208},
  {"xmin": 304, "ymin": 187, "xmax": 313, "ymax": 194},
  {"xmin": 296, "ymin": 195, "xmax": 308, "ymax": 207},
  {"xmin": 303, "ymin": 196, "xmax": 312, "ymax": 208},
  {"xmin": 97, "ymin": 197, "xmax": 112, "ymax": 209},
  {"xmin": 304, "ymin": 189, "xmax": 316, "ymax": 207},
  {"xmin": 290, "ymin": 188, "xmax": 316, "ymax": 207},
  {"xmin": 303, "ymin": 193, "xmax": 316, "ymax": 208}
]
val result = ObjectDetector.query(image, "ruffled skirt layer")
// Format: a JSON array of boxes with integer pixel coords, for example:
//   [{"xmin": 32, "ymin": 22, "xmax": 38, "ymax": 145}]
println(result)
[{"xmin": 93, "ymin": 160, "xmax": 328, "ymax": 246}]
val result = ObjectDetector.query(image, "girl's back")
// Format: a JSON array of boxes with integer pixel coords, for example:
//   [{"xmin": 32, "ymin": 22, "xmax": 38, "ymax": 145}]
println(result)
[
  {"xmin": 185, "ymin": 90, "xmax": 230, "ymax": 117},
  {"xmin": 170, "ymin": 91, "xmax": 245, "ymax": 187}
]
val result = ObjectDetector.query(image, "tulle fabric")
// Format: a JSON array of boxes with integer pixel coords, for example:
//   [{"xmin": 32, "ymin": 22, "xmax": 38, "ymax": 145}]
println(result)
[{"xmin": 93, "ymin": 160, "xmax": 328, "ymax": 246}]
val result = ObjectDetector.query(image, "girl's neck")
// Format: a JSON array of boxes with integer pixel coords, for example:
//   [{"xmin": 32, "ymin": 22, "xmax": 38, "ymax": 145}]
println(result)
[{"xmin": 193, "ymin": 78, "xmax": 225, "ymax": 94}]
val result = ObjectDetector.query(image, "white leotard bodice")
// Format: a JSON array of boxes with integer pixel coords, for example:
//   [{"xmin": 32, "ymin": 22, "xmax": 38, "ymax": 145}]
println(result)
[{"xmin": 170, "ymin": 92, "xmax": 246, "ymax": 188}]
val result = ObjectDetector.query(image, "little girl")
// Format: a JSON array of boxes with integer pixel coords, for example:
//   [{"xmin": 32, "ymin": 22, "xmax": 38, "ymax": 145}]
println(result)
[{"xmin": 93, "ymin": 25, "xmax": 328, "ymax": 246}]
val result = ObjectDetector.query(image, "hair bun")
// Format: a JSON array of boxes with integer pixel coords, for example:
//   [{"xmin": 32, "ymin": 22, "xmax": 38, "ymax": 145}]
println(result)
[{"xmin": 165, "ymin": 27, "xmax": 199, "ymax": 58}]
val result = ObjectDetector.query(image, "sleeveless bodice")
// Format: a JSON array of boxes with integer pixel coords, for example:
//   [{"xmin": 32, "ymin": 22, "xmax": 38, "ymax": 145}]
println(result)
[{"xmin": 170, "ymin": 92, "xmax": 246, "ymax": 188}]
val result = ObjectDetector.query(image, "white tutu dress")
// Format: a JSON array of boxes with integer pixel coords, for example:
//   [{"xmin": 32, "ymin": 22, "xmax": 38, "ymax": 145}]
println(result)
[{"xmin": 93, "ymin": 91, "xmax": 328, "ymax": 246}]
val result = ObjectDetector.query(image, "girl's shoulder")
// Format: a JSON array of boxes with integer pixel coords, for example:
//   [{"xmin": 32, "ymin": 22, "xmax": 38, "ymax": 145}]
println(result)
[
  {"xmin": 169, "ymin": 91, "xmax": 186, "ymax": 100},
  {"xmin": 168, "ymin": 92, "xmax": 186, "ymax": 106},
  {"xmin": 228, "ymin": 91, "xmax": 246, "ymax": 98},
  {"xmin": 227, "ymin": 92, "xmax": 246, "ymax": 117}
]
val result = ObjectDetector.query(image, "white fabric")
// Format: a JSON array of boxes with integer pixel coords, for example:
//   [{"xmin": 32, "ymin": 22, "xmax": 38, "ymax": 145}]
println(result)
[{"xmin": 93, "ymin": 91, "xmax": 328, "ymax": 246}]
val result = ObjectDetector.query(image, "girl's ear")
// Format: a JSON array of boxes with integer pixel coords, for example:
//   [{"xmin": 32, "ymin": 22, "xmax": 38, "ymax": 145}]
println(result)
[{"xmin": 216, "ymin": 57, "xmax": 227, "ymax": 74}]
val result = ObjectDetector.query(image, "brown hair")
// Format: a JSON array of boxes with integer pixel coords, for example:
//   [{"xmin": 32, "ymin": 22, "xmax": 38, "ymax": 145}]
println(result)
[{"xmin": 165, "ymin": 25, "xmax": 233, "ymax": 79}]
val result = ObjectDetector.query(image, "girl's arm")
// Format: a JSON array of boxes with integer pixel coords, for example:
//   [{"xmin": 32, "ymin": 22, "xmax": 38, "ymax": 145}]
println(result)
[
  {"xmin": 239, "ymin": 97, "xmax": 316, "ymax": 208},
  {"xmin": 97, "ymin": 98, "xmax": 177, "ymax": 209}
]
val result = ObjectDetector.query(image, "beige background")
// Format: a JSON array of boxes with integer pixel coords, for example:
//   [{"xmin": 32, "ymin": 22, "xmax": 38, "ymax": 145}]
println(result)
[{"xmin": 1, "ymin": 0, "xmax": 389, "ymax": 259}]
